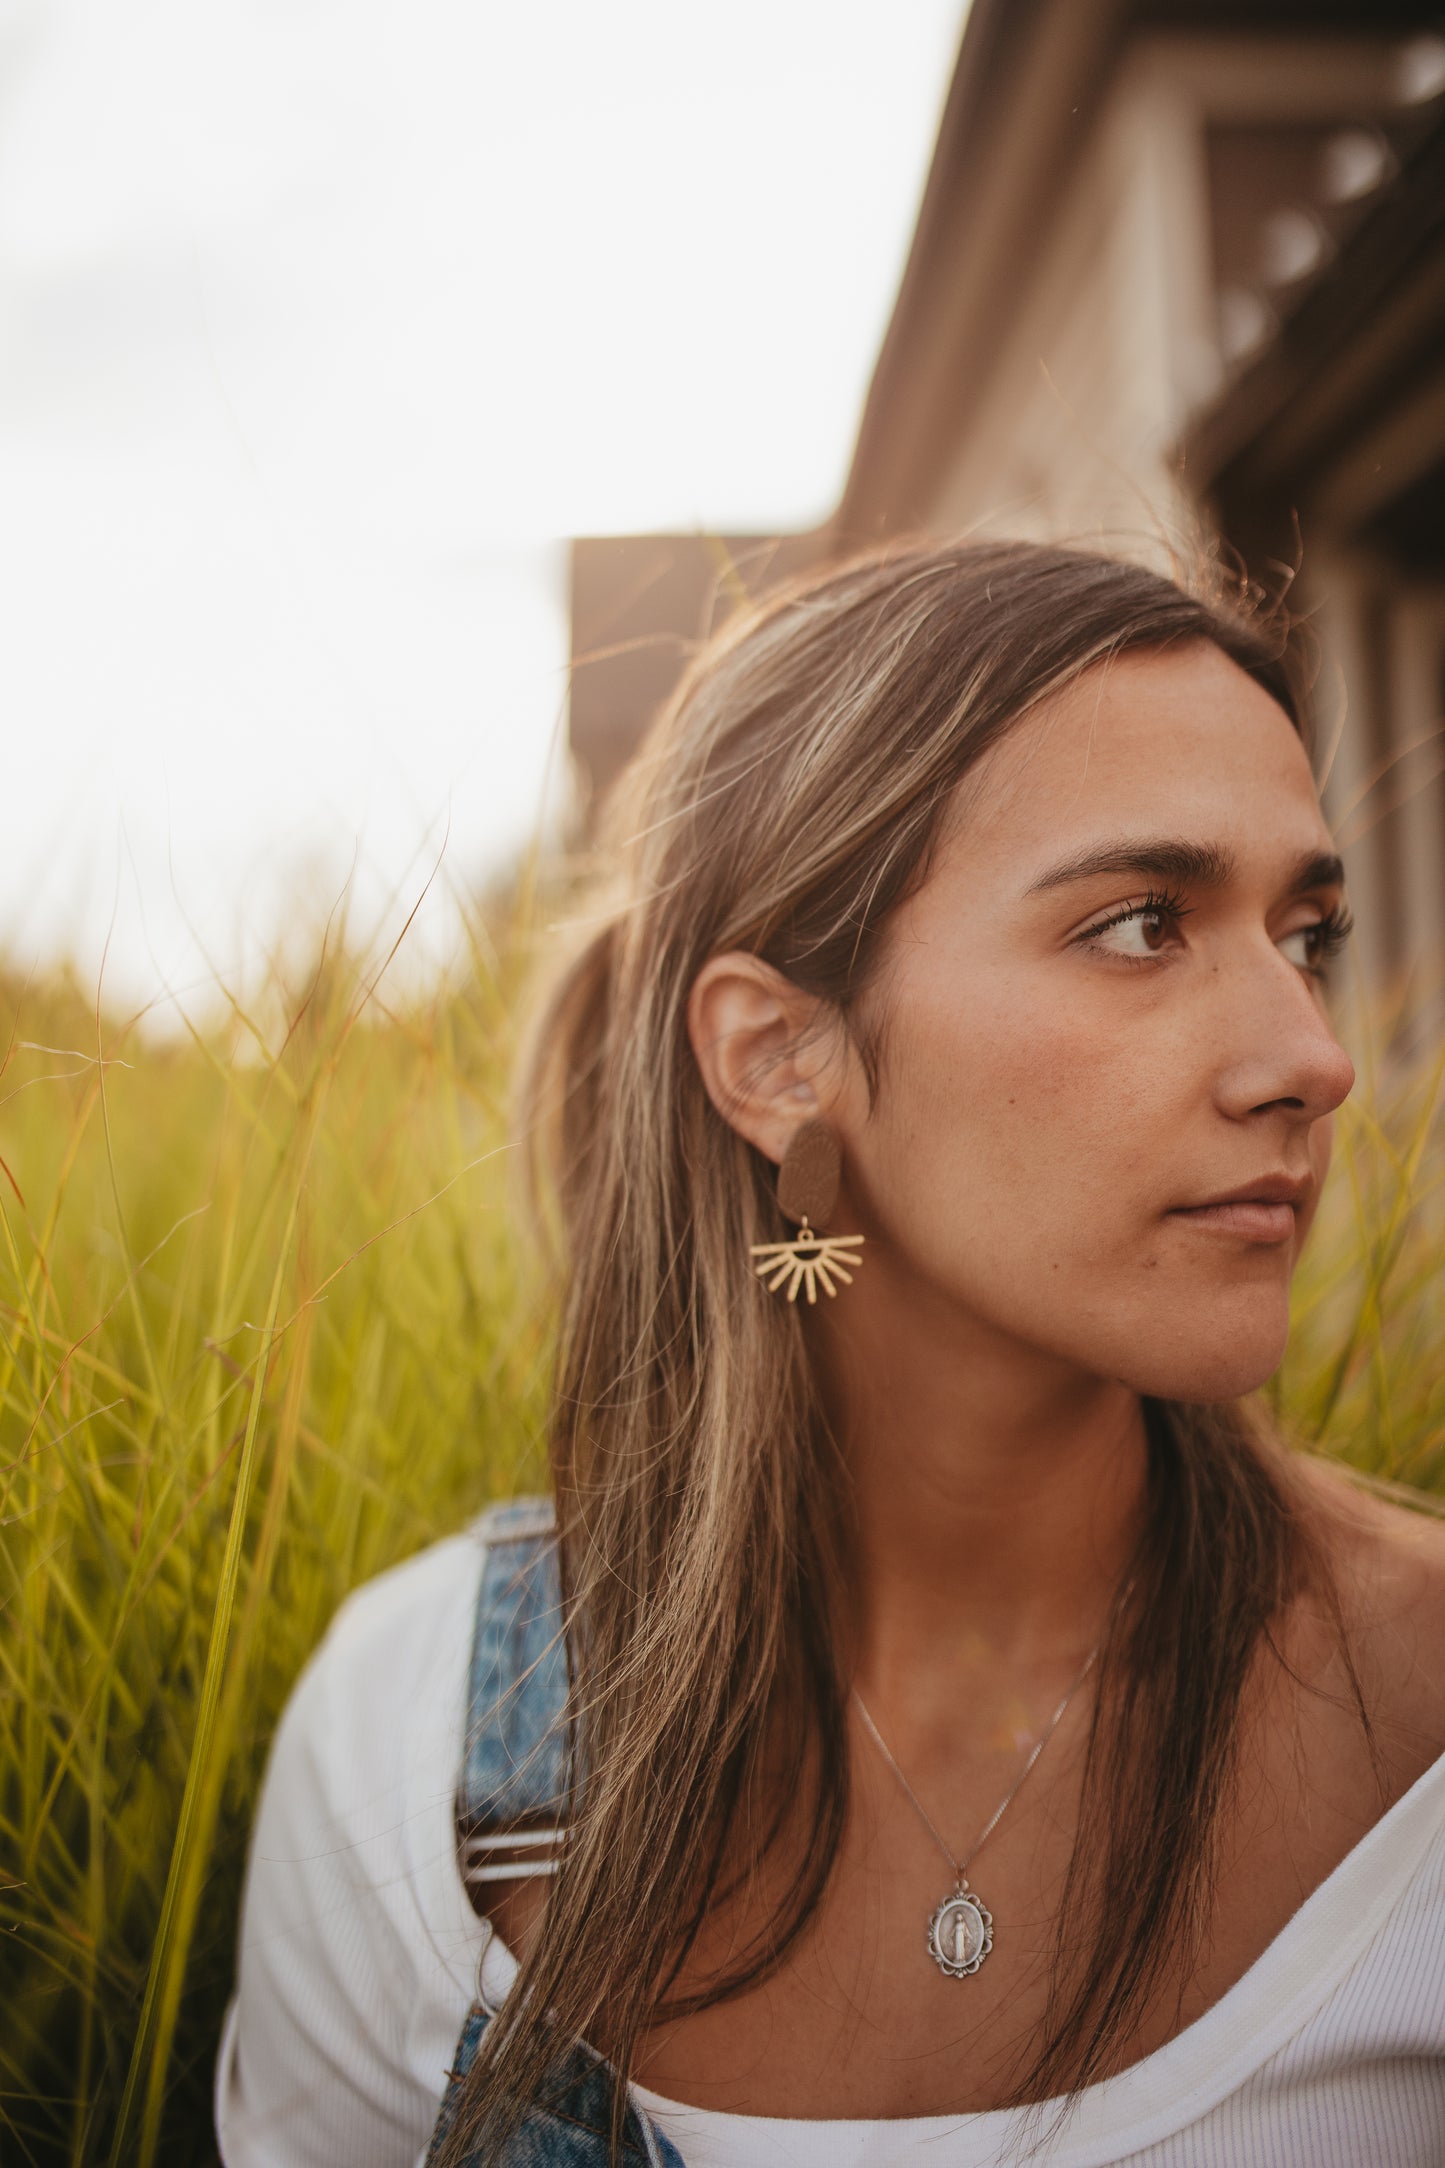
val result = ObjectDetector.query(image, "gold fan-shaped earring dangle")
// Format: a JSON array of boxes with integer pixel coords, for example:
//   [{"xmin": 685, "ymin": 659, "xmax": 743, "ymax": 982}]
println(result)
[{"xmin": 750, "ymin": 1117, "xmax": 865, "ymax": 1304}]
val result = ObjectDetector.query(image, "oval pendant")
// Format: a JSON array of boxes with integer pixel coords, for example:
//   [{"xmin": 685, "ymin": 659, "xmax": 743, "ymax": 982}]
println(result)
[{"xmin": 927, "ymin": 1887, "xmax": 993, "ymax": 1978}]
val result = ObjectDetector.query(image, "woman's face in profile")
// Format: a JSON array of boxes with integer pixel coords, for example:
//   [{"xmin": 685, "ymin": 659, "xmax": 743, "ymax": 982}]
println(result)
[{"xmin": 842, "ymin": 639, "xmax": 1355, "ymax": 1403}]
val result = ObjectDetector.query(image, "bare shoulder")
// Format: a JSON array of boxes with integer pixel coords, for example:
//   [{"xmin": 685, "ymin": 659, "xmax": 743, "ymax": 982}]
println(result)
[{"xmin": 1293, "ymin": 1452, "xmax": 1445, "ymax": 1781}]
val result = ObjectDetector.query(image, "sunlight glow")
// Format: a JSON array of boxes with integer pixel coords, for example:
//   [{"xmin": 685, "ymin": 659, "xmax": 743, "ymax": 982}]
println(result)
[{"xmin": 0, "ymin": 0, "xmax": 963, "ymax": 1020}]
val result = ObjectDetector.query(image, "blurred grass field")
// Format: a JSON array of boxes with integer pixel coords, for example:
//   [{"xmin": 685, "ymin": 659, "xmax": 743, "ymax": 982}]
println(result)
[
  {"xmin": 0, "ymin": 896, "xmax": 552, "ymax": 2166},
  {"xmin": 0, "ymin": 900, "xmax": 1441, "ymax": 2166}
]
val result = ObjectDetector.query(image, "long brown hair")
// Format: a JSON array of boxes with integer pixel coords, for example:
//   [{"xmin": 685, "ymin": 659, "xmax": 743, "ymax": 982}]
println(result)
[{"xmin": 441, "ymin": 539, "xmax": 1338, "ymax": 2157}]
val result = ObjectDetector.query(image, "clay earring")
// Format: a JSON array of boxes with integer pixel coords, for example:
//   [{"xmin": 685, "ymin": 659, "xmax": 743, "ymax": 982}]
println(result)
[{"xmin": 750, "ymin": 1117, "xmax": 866, "ymax": 1304}]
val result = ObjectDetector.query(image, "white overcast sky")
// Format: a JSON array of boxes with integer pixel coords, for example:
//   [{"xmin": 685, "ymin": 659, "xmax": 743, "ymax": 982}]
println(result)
[{"xmin": 0, "ymin": 0, "xmax": 963, "ymax": 1026}]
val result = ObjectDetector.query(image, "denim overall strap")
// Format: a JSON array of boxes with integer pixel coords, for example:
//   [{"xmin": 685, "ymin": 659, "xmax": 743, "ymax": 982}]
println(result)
[
  {"xmin": 426, "ymin": 1966, "xmax": 685, "ymax": 2168},
  {"xmin": 426, "ymin": 1497, "xmax": 686, "ymax": 2168},
  {"xmin": 458, "ymin": 1495, "xmax": 572, "ymax": 1840}
]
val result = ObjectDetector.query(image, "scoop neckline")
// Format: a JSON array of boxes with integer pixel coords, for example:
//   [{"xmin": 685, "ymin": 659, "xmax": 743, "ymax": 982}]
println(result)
[{"xmin": 481, "ymin": 1743, "xmax": 1445, "ymax": 2165}]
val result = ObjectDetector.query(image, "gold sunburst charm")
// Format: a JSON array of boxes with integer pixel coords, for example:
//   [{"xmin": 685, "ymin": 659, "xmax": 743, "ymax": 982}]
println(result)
[{"xmin": 749, "ymin": 1219, "xmax": 866, "ymax": 1304}]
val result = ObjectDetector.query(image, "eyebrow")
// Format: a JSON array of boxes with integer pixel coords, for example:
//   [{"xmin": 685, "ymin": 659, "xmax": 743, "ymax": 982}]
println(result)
[{"xmin": 1025, "ymin": 839, "xmax": 1346, "ymax": 897}]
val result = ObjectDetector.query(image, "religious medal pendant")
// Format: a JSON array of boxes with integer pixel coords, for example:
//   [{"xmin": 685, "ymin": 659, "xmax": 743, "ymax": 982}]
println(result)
[{"xmin": 927, "ymin": 1878, "xmax": 993, "ymax": 1978}]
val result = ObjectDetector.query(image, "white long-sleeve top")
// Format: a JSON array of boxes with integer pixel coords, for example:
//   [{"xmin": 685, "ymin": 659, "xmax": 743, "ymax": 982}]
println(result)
[{"xmin": 216, "ymin": 1527, "xmax": 1445, "ymax": 2168}]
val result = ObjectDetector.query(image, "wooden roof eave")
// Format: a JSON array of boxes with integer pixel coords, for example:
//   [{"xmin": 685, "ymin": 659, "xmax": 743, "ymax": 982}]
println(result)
[
  {"xmin": 1181, "ymin": 111, "xmax": 1445, "ymax": 549},
  {"xmin": 831, "ymin": 0, "xmax": 1129, "ymax": 548}
]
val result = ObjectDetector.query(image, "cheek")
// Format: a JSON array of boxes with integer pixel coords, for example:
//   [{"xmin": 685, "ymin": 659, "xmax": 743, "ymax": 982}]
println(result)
[
  {"xmin": 877, "ymin": 971, "xmax": 1163, "ymax": 1232},
  {"xmin": 853, "ymin": 970, "xmax": 1296, "ymax": 1401}
]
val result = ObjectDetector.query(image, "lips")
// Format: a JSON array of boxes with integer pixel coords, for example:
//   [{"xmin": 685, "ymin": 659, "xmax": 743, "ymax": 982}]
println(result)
[
  {"xmin": 1170, "ymin": 1200, "xmax": 1296, "ymax": 1242},
  {"xmin": 1166, "ymin": 1174, "xmax": 1310, "ymax": 1246}
]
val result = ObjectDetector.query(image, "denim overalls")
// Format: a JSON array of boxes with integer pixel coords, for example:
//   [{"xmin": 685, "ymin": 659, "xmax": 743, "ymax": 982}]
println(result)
[{"xmin": 424, "ymin": 1499, "xmax": 686, "ymax": 2168}]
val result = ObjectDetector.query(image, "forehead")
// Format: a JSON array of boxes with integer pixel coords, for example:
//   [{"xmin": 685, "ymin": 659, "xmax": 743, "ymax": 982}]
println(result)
[{"xmin": 946, "ymin": 641, "xmax": 1329, "ymax": 884}]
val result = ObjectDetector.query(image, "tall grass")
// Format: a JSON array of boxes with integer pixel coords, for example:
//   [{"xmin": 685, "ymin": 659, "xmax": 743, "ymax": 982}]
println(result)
[
  {"xmin": 1275, "ymin": 1012, "xmax": 1445, "ymax": 1489},
  {"xmin": 0, "ymin": 902, "xmax": 549, "ymax": 2164},
  {"xmin": 0, "ymin": 912, "xmax": 1440, "ymax": 2164}
]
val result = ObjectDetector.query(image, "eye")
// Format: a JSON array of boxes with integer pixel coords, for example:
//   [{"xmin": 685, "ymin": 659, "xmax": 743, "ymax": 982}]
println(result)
[
  {"xmin": 1076, "ymin": 890, "xmax": 1191, "ymax": 961},
  {"xmin": 1277, "ymin": 908, "xmax": 1354, "ymax": 977}
]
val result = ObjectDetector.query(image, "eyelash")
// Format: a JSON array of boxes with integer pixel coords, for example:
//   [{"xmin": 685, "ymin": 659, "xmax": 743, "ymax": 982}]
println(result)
[{"xmin": 1075, "ymin": 889, "xmax": 1356, "ymax": 976}]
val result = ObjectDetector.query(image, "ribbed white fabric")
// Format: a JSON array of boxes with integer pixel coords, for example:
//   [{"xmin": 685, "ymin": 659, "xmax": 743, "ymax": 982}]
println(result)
[{"xmin": 216, "ymin": 1530, "xmax": 1445, "ymax": 2168}]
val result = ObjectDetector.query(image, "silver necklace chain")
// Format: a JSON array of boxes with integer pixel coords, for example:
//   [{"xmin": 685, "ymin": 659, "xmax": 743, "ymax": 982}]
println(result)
[{"xmin": 852, "ymin": 1634, "xmax": 1104, "ymax": 1890}]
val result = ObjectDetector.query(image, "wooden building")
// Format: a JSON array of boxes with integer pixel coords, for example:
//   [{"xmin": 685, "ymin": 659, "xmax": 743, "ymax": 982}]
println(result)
[
  {"xmin": 567, "ymin": 531, "xmax": 822, "ymax": 816},
  {"xmin": 570, "ymin": 1, "xmax": 1445, "ymax": 992}
]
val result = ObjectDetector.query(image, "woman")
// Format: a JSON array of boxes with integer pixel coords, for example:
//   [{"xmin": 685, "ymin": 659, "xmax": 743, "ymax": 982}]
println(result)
[{"xmin": 217, "ymin": 541, "xmax": 1445, "ymax": 2167}]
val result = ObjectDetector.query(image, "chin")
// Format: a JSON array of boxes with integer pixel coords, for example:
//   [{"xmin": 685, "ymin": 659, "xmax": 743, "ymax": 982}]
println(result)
[
  {"xmin": 1104, "ymin": 1293, "xmax": 1294, "ymax": 1406},
  {"xmin": 1117, "ymin": 1326, "xmax": 1291, "ymax": 1396}
]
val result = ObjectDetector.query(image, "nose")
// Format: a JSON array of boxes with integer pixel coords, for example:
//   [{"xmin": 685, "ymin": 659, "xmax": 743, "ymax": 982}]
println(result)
[{"xmin": 1213, "ymin": 953, "xmax": 1355, "ymax": 1124}]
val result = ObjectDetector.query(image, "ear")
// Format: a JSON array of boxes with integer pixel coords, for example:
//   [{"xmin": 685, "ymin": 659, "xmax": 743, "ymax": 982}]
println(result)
[{"xmin": 686, "ymin": 951, "xmax": 841, "ymax": 1167}]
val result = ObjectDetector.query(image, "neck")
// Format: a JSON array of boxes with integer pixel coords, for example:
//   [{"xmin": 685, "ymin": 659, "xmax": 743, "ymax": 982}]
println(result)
[{"xmin": 814, "ymin": 1270, "xmax": 1149, "ymax": 1710}]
